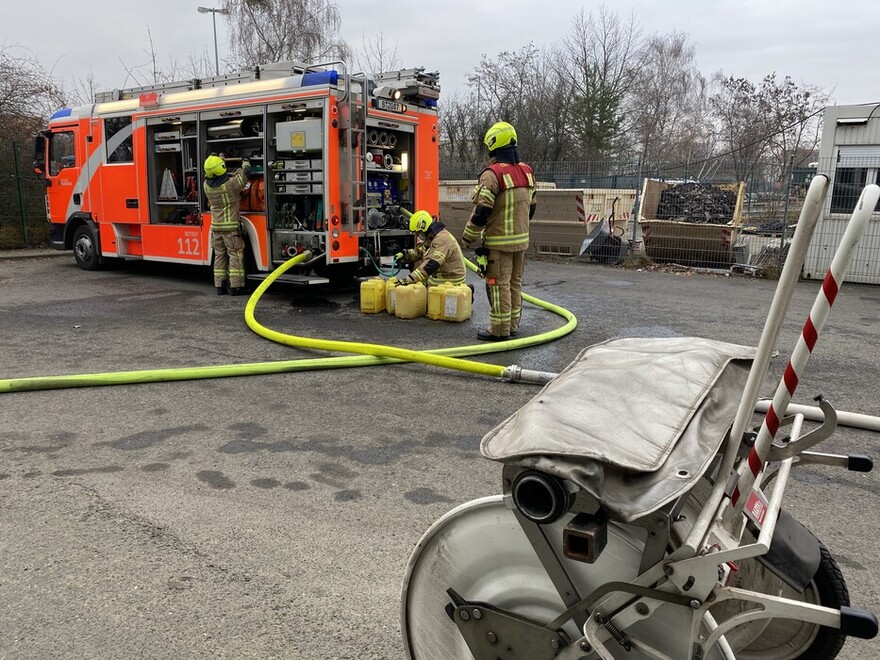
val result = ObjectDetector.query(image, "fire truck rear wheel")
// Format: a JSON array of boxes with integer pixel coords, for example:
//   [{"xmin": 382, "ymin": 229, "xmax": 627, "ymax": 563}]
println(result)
[{"xmin": 73, "ymin": 225, "xmax": 101, "ymax": 271}]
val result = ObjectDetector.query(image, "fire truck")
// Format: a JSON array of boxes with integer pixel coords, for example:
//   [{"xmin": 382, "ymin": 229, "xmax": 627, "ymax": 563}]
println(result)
[{"xmin": 33, "ymin": 61, "xmax": 440, "ymax": 284}]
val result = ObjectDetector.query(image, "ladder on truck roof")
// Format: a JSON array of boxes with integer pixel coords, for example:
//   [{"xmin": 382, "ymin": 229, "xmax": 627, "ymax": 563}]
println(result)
[{"xmin": 93, "ymin": 60, "xmax": 334, "ymax": 102}]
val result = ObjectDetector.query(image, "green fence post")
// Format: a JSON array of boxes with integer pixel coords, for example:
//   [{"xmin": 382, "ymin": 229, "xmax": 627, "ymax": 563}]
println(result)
[{"xmin": 13, "ymin": 142, "xmax": 30, "ymax": 248}]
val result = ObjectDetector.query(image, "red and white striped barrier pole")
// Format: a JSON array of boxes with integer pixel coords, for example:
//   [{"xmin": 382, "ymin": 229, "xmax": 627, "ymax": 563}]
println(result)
[{"xmin": 731, "ymin": 184, "xmax": 880, "ymax": 511}]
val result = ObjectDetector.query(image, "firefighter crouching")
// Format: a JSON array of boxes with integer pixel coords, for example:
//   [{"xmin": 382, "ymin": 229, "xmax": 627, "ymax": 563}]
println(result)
[
  {"xmin": 203, "ymin": 154, "xmax": 251, "ymax": 295},
  {"xmin": 395, "ymin": 210, "xmax": 467, "ymax": 288},
  {"xmin": 461, "ymin": 122, "xmax": 537, "ymax": 341}
]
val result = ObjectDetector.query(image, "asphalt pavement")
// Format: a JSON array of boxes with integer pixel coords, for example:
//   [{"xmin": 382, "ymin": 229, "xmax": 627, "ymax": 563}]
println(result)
[{"xmin": 1, "ymin": 251, "xmax": 878, "ymax": 659}]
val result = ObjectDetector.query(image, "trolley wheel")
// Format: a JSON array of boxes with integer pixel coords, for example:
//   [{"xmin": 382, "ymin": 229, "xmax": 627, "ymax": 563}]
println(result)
[
  {"xmin": 679, "ymin": 479, "xmax": 850, "ymax": 659},
  {"xmin": 729, "ymin": 542, "xmax": 849, "ymax": 660},
  {"xmin": 72, "ymin": 225, "xmax": 100, "ymax": 270}
]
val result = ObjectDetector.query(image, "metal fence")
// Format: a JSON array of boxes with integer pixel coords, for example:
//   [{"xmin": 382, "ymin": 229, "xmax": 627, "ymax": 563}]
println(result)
[
  {"xmin": 6, "ymin": 148, "xmax": 879, "ymax": 284},
  {"xmin": 0, "ymin": 142, "xmax": 48, "ymax": 249},
  {"xmin": 441, "ymin": 158, "xmax": 880, "ymax": 284}
]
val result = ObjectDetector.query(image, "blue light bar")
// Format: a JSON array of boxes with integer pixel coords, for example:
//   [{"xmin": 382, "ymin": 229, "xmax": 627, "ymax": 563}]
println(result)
[{"xmin": 301, "ymin": 71, "xmax": 339, "ymax": 86}]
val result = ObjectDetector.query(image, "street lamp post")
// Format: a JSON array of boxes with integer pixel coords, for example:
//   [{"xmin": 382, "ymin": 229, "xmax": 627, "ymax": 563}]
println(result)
[{"xmin": 197, "ymin": 6, "xmax": 229, "ymax": 76}]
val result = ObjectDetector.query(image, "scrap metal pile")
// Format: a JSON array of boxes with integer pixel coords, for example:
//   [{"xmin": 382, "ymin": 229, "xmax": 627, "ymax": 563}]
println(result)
[{"xmin": 657, "ymin": 183, "xmax": 737, "ymax": 224}]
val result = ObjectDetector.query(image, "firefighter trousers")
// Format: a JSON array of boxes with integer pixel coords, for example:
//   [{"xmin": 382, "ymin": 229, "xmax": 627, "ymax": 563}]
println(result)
[
  {"xmin": 485, "ymin": 249, "xmax": 525, "ymax": 337},
  {"xmin": 212, "ymin": 230, "xmax": 246, "ymax": 288}
]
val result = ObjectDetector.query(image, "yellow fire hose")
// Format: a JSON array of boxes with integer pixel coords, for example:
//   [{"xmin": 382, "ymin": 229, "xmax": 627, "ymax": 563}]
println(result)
[{"xmin": 0, "ymin": 251, "xmax": 575, "ymax": 393}]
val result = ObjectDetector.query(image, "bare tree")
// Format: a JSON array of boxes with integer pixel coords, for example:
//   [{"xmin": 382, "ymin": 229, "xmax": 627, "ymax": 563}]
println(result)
[
  {"xmin": 0, "ymin": 44, "xmax": 64, "ymax": 122},
  {"xmin": 0, "ymin": 44, "xmax": 65, "ymax": 244},
  {"xmin": 116, "ymin": 29, "xmax": 217, "ymax": 89},
  {"xmin": 223, "ymin": 0, "xmax": 350, "ymax": 68},
  {"xmin": 709, "ymin": 74, "xmax": 775, "ymax": 182},
  {"xmin": 760, "ymin": 73, "xmax": 828, "ymax": 172},
  {"xmin": 355, "ymin": 30, "xmax": 399, "ymax": 76},
  {"xmin": 674, "ymin": 74, "xmax": 722, "ymax": 181},
  {"xmin": 65, "ymin": 67, "xmax": 101, "ymax": 107},
  {"xmin": 559, "ymin": 5, "xmax": 645, "ymax": 163},
  {"xmin": 454, "ymin": 44, "xmax": 573, "ymax": 167},
  {"xmin": 709, "ymin": 72, "xmax": 828, "ymax": 184},
  {"xmin": 628, "ymin": 32, "xmax": 700, "ymax": 168}
]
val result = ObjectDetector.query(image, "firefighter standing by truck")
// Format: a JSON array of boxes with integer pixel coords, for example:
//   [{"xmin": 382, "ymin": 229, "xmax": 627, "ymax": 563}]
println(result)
[
  {"xmin": 461, "ymin": 122, "xmax": 536, "ymax": 341},
  {"xmin": 203, "ymin": 154, "xmax": 252, "ymax": 295},
  {"xmin": 396, "ymin": 210, "xmax": 467, "ymax": 287}
]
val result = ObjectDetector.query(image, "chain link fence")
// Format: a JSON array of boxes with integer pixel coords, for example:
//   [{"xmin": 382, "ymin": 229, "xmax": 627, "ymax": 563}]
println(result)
[
  {"xmin": 0, "ymin": 142, "xmax": 48, "ymax": 249},
  {"xmin": 440, "ymin": 157, "xmax": 880, "ymax": 284},
  {"xmin": 6, "ymin": 146, "xmax": 878, "ymax": 283}
]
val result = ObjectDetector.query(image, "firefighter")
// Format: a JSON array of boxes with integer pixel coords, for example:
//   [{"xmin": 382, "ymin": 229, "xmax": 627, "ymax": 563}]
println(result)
[
  {"xmin": 460, "ymin": 122, "xmax": 536, "ymax": 340},
  {"xmin": 395, "ymin": 210, "xmax": 467, "ymax": 288},
  {"xmin": 203, "ymin": 154, "xmax": 251, "ymax": 295}
]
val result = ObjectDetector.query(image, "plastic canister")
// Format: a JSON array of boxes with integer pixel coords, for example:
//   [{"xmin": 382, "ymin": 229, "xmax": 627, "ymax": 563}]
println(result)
[
  {"xmin": 440, "ymin": 283, "xmax": 472, "ymax": 322},
  {"xmin": 385, "ymin": 277, "xmax": 399, "ymax": 315},
  {"xmin": 394, "ymin": 283, "xmax": 427, "ymax": 319},
  {"xmin": 427, "ymin": 283, "xmax": 450, "ymax": 320},
  {"xmin": 360, "ymin": 277, "xmax": 386, "ymax": 314}
]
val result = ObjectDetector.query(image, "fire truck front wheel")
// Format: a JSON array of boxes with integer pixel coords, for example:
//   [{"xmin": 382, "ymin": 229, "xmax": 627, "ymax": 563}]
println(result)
[{"xmin": 72, "ymin": 225, "xmax": 100, "ymax": 270}]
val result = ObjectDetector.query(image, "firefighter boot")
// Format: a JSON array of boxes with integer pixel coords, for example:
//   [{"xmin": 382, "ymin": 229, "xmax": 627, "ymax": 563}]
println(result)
[
  {"xmin": 229, "ymin": 287, "xmax": 249, "ymax": 296},
  {"xmin": 477, "ymin": 329, "xmax": 508, "ymax": 342},
  {"xmin": 217, "ymin": 281, "xmax": 229, "ymax": 295}
]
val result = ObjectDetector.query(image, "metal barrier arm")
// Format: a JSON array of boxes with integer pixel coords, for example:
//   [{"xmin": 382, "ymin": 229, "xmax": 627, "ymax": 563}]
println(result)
[
  {"xmin": 730, "ymin": 184, "xmax": 880, "ymax": 514},
  {"xmin": 674, "ymin": 175, "xmax": 831, "ymax": 559}
]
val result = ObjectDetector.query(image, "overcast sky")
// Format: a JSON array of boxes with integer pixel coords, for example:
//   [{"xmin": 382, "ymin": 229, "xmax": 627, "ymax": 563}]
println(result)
[{"xmin": 4, "ymin": 0, "xmax": 879, "ymax": 106}]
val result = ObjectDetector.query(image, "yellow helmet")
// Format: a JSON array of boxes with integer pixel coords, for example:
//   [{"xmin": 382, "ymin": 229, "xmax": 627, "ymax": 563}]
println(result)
[
  {"xmin": 203, "ymin": 154, "xmax": 227, "ymax": 178},
  {"xmin": 484, "ymin": 121, "xmax": 517, "ymax": 152},
  {"xmin": 409, "ymin": 210, "xmax": 433, "ymax": 233}
]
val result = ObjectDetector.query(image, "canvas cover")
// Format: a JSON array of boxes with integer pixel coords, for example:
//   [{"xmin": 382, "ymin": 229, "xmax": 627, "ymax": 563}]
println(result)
[{"xmin": 481, "ymin": 337, "xmax": 756, "ymax": 522}]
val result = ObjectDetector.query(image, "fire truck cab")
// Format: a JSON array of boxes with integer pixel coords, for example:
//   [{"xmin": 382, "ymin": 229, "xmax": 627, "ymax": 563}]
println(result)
[{"xmin": 33, "ymin": 61, "xmax": 440, "ymax": 283}]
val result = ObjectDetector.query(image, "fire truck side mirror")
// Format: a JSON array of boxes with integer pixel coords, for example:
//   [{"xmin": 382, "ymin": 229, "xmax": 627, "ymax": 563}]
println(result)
[{"xmin": 33, "ymin": 135, "xmax": 46, "ymax": 176}]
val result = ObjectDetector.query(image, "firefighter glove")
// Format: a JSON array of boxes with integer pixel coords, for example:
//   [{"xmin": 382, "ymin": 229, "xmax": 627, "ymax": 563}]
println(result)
[
  {"xmin": 474, "ymin": 247, "xmax": 490, "ymax": 274},
  {"xmin": 393, "ymin": 252, "xmax": 405, "ymax": 264}
]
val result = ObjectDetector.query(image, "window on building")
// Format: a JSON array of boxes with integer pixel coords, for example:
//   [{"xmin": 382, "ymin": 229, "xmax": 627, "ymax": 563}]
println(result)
[
  {"xmin": 48, "ymin": 131, "xmax": 75, "ymax": 176},
  {"xmin": 105, "ymin": 116, "xmax": 134, "ymax": 163},
  {"xmin": 830, "ymin": 167, "xmax": 869, "ymax": 214}
]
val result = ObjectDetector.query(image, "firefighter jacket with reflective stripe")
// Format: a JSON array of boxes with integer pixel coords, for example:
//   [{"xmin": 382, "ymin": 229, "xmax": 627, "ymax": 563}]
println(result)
[
  {"xmin": 405, "ymin": 227, "xmax": 466, "ymax": 286},
  {"xmin": 204, "ymin": 163, "xmax": 251, "ymax": 232},
  {"xmin": 463, "ymin": 161, "xmax": 535, "ymax": 252}
]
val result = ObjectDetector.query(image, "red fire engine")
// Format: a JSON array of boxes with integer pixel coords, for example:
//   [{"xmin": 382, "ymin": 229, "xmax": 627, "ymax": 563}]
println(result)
[{"xmin": 33, "ymin": 61, "xmax": 440, "ymax": 284}]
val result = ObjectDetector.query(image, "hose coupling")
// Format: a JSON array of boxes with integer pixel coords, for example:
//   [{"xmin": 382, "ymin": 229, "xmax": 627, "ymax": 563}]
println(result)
[{"xmin": 503, "ymin": 365, "xmax": 558, "ymax": 385}]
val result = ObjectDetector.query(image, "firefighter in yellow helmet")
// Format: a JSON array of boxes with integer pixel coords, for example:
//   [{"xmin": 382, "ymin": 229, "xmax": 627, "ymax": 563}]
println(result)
[
  {"xmin": 461, "ymin": 122, "xmax": 537, "ymax": 340},
  {"xmin": 203, "ymin": 153, "xmax": 252, "ymax": 295},
  {"xmin": 395, "ymin": 210, "xmax": 467, "ymax": 287}
]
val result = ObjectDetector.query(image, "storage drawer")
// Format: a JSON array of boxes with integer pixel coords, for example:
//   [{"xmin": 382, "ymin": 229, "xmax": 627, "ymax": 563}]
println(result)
[
  {"xmin": 278, "ymin": 183, "xmax": 324, "ymax": 194},
  {"xmin": 283, "ymin": 158, "xmax": 323, "ymax": 170},
  {"xmin": 285, "ymin": 170, "xmax": 324, "ymax": 183}
]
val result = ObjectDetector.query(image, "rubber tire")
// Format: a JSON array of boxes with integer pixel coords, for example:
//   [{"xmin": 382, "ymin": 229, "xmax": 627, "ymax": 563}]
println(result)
[
  {"xmin": 803, "ymin": 542, "xmax": 850, "ymax": 659},
  {"xmin": 72, "ymin": 225, "xmax": 101, "ymax": 270},
  {"xmin": 736, "ymin": 541, "xmax": 850, "ymax": 660},
  {"xmin": 678, "ymin": 479, "xmax": 850, "ymax": 659}
]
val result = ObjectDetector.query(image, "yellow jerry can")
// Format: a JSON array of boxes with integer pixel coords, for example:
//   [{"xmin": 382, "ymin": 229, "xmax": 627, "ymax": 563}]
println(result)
[
  {"xmin": 438, "ymin": 283, "xmax": 472, "ymax": 322},
  {"xmin": 395, "ymin": 282, "xmax": 427, "ymax": 319},
  {"xmin": 360, "ymin": 277, "xmax": 386, "ymax": 314},
  {"xmin": 385, "ymin": 277, "xmax": 399, "ymax": 315},
  {"xmin": 427, "ymin": 283, "xmax": 451, "ymax": 320}
]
